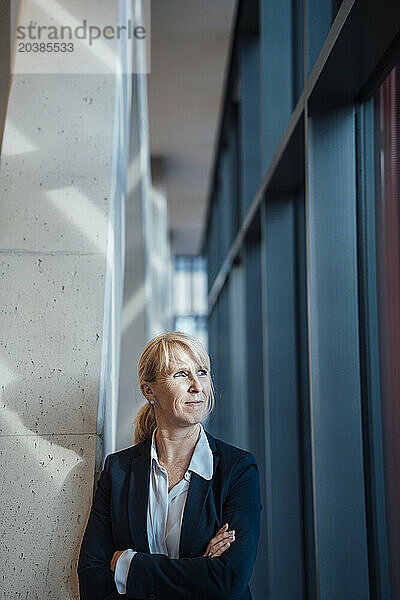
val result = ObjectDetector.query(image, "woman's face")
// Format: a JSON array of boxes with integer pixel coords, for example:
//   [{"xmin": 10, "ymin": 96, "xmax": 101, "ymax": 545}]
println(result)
[{"xmin": 142, "ymin": 348, "xmax": 211, "ymax": 428}]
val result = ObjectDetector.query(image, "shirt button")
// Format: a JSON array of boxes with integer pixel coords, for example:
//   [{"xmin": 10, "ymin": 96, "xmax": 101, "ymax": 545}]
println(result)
[{"xmin": 149, "ymin": 595, "xmax": 156, "ymax": 600}]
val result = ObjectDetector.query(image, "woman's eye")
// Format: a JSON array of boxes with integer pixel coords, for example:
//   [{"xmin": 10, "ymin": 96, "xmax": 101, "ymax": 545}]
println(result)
[
  {"xmin": 198, "ymin": 369, "xmax": 207, "ymax": 376},
  {"xmin": 173, "ymin": 371, "xmax": 186, "ymax": 377}
]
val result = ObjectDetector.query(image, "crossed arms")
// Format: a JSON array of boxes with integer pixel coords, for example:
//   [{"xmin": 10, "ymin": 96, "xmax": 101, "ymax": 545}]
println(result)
[{"xmin": 77, "ymin": 452, "xmax": 262, "ymax": 600}]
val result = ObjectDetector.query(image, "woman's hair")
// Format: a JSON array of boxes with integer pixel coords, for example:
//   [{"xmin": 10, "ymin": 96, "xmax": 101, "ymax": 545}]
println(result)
[{"xmin": 133, "ymin": 331, "xmax": 215, "ymax": 445}]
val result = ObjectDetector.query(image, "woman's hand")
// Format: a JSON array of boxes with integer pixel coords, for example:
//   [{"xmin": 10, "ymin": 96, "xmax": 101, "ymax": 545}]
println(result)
[
  {"xmin": 110, "ymin": 524, "xmax": 236, "ymax": 568},
  {"xmin": 110, "ymin": 550, "xmax": 127, "ymax": 572},
  {"xmin": 203, "ymin": 522, "xmax": 236, "ymax": 557}
]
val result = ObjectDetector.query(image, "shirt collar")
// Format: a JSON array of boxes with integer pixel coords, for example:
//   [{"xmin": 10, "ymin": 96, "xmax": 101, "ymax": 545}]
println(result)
[{"xmin": 150, "ymin": 422, "xmax": 213, "ymax": 480}]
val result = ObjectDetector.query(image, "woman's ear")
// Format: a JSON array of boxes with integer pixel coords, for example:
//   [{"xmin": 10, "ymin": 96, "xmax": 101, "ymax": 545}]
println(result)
[{"xmin": 140, "ymin": 381, "xmax": 155, "ymax": 402}]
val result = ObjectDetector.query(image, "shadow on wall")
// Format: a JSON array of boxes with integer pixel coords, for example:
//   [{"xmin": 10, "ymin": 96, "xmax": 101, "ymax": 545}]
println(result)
[{"xmin": 1, "ymin": 385, "xmax": 98, "ymax": 599}]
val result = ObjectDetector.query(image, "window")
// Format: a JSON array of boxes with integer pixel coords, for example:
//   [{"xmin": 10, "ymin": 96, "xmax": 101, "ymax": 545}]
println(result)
[
  {"xmin": 173, "ymin": 256, "xmax": 208, "ymax": 351},
  {"xmin": 373, "ymin": 64, "xmax": 400, "ymax": 599}
]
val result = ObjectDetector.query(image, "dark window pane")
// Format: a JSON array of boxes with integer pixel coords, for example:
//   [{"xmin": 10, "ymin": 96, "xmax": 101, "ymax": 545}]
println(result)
[{"xmin": 374, "ymin": 64, "xmax": 400, "ymax": 599}]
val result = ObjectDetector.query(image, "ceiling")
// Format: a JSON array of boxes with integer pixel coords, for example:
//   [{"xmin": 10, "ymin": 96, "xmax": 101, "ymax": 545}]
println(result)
[{"xmin": 148, "ymin": 0, "xmax": 237, "ymax": 256}]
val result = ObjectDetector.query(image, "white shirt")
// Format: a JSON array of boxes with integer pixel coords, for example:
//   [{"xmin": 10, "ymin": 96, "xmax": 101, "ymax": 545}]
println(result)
[{"xmin": 114, "ymin": 423, "xmax": 214, "ymax": 594}]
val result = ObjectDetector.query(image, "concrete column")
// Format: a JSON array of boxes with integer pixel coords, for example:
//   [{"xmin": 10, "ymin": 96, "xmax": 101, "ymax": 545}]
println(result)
[{"xmin": 0, "ymin": 3, "xmax": 123, "ymax": 599}]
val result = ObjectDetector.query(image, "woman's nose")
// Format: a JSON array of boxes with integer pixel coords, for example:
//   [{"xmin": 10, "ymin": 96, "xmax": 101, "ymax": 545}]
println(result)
[{"xmin": 188, "ymin": 374, "xmax": 201, "ymax": 391}]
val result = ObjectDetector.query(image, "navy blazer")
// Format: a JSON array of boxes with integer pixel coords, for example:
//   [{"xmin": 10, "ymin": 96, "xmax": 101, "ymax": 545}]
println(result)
[{"xmin": 77, "ymin": 429, "xmax": 263, "ymax": 600}]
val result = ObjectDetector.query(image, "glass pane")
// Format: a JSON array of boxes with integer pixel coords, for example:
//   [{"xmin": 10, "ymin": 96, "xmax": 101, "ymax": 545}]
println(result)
[
  {"xmin": 173, "ymin": 256, "xmax": 208, "ymax": 351},
  {"xmin": 374, "ymin": 63, "xmax": 400, "ymax": 598}
]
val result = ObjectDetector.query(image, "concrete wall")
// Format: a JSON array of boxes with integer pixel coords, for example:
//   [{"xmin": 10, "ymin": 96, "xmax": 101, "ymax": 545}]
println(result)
[
  {"xmin": 0, "ymin": 5, "xmax": 119, "ymax": 598},
  {"xmin": 0, "ymin": 0, "xmax": 172, "ymax": 594}
]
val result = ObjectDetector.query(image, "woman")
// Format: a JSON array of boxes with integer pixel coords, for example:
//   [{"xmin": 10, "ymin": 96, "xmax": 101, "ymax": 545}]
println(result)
[{"xmin": 77, "ymin": 331, "xmax": 263, "ymax": 600}]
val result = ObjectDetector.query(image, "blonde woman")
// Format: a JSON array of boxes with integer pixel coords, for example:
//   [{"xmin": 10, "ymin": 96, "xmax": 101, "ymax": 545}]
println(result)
[{"xmin": 77, "ymin": 331, "xmax": 263, "ymax": 599}]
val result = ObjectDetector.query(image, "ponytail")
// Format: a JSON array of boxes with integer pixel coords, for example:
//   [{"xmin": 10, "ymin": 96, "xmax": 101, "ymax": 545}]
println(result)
[{"xmin": 133, "ymin": 401, "xmax": 157, "ymax": 445}]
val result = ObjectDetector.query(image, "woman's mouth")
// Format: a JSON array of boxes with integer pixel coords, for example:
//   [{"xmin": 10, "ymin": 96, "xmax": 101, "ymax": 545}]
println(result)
[{"xmin": 185, "ymin": 401, "xmax": 203, "ymax": 406}]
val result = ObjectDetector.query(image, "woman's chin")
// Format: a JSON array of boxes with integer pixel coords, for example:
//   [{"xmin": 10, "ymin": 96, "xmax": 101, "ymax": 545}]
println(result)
[{"xmin": 176, "ymin": 411, "xmax": 205, "ymax": 426}]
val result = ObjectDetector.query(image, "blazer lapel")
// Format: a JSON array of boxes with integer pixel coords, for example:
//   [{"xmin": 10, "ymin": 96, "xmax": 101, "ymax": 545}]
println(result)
[
  {"xmin": 179, "ymin": 429, "xmax": 219, "ymax": 558},
  {"xmin": 127, "ymin": 429, "xmax": 219, "ymax": 558},
  {"xmin": 128, "ymin": 438, "xmax": 151, "ymax": 553}
]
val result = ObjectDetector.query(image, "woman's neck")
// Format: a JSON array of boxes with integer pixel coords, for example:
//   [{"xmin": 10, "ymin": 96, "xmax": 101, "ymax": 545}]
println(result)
[{"xmin": 155, "ymin": 423, "xmax": 201, "ymax": 465}]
